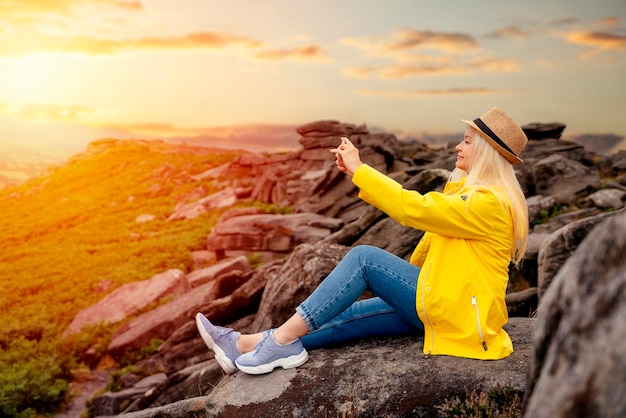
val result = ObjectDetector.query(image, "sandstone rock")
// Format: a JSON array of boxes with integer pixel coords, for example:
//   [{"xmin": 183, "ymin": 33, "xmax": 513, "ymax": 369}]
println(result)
[
  {"xmin": 532, "ymin": 207, "xmax": 602, "ymax": 234},
  {"xmin": 185, "ymin": 255, "xmax": 250, "ymax": 288},
  {"xmin": 526, "ymin": 194, "xmax": 558, "ymax": 225},
  {"xmin": 105, "ymin": 318, "xmax": 532, "ymax": 418},
  {"xmin": 521, "ymin": 138, "xmax": 586, "ymax": 162},
  {"xmin": 203, "ymin": 318, "xmax": 534, "ymax": 418},
  {"xmin": 580, "ymin": 188, "xmax": 626, "ymax": 210},
  {"xmin": 63, "ymin": 269, "xmax": 188, "ymax": 336},
  {"xmin": 167, "ymin": 187, "xmax": 239, "ymax": 221},
  {"xmin": 536, "ymin": 208, "xmax": 626, "ymax": 299},
  {"xmin": 206, "ymin": 213, "xmax": 344, "ymax": 260},
  {"xmin": 250, "ymin": 243, "xmax": 350, "ymax": 332},
  {"xmin": 521, "ymin": 122, "xmax": 566, "ymax": 139},
  {"xmin": 107, "ymin": 266, "xmax": 259, "ymax": 357},
  {"xmin": 525, "ymin": 212, "xmax": 626, "ymax": 417},
  {"xmin": 532, "ymin": 154, "xmax": 600, "ymax": 204}
]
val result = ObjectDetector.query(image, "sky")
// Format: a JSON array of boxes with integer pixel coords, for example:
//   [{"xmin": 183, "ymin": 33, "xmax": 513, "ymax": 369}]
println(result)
[{"xmin": 0, "ymin": 0, "xmax": 625, "ymax": 166}]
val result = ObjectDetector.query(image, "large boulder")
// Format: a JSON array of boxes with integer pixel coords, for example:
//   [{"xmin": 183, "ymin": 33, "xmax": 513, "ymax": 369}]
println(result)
[
  {"xmin": 205, "ymin": 212, "xmax": 344, "ymax": 261},
  {"xmin": 532, "ymin": 154, "xmax": 600, "ymax": 204},
  {"xmin": 524, "ymin": 212, "xmax": 626, "ymax": 417},
  {"xmin": 108, "ymin": 318, "xmax": 533, "ymax": 418},
  {"xmin": 63, "ymin": 269, "xmax": 188, "ymax": 336},
  {"xmin": 536, "ymin": 208, "xmax": 625, "ymax": 298}
]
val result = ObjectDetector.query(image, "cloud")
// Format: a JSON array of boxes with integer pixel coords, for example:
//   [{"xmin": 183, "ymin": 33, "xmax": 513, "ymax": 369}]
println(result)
[
  {"xmin": 551, "ymin": 17, "xmax": 579, "ymax": 26},
  {"xmin": 344, "ymin": 57, "xmax": 519, "ymax": 80},
  {"xmin": 342, "ymin": 29, "xmax": 478, "ymax": 59},
  {"xmin": 254, "ymin": 44, "xmax": 330, "ymax": 62},
  {"xmin": 485, "ymin": 26, "xmax": 528, "ymax": 40},
  {"xmin": 566, "ymin": 30, "xmax": 626, "ymax": 58},
  {"xmin": 383, "ymin": 29, "xmax": 478, "ymax": 54},
  {"xmin": 0, "ymin": 0, "xmax": 142, "ymax": 15},
  {"xmin": 341, "ymin": 28, "xmax": 521, "ymax": 79},
  {"xmin": 0, "ymin": 102, "xmax": 96, "ymax": 122},
  {"xmin": 600, "ymin": 17, "xmax": 620, "ymax": 27},
  {"xmin": 0, "ymin": 30, "xmax": 264, "ymax": 56},
  {"xmin": 357, "ymin": 87, "xmax": 523, "ymax": 97}
]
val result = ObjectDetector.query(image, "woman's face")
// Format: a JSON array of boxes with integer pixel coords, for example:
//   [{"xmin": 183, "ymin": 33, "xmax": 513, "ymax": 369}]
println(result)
[{"xmin": 455, "ymin": 127, "xmax": 477, "ymax": 173}]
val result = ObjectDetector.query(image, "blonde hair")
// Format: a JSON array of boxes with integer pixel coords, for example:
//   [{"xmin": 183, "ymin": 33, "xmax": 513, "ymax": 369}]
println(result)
[{"xmin": 450, "ymin": 128, "xmax": 528, "ymax": 266}]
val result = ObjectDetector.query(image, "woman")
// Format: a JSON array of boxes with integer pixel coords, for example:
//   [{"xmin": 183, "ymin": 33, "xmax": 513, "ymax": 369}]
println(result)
[{"xmin": 196, "ymin": 107, "xmax": 529, "ymax": 375}]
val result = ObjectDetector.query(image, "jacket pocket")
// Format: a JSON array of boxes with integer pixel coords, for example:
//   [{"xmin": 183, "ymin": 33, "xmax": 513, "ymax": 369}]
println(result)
[{"xmin": 471, "ymin": 295, "xmax": 488, "ymax": 351}]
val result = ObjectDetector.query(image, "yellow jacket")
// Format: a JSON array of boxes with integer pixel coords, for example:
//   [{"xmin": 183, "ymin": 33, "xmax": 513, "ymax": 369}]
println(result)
[{"xmin": 353, "ymin": 164, "xmax": 514, "ymax": 360}]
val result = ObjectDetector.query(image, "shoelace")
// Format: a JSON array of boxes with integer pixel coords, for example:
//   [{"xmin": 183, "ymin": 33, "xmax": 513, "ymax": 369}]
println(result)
[
  {"xmin": 253, "ymin": 333, "xmax": 275, "ymax": 358},
  {"xmin": 213, "ymin": 326, "xmax": 234, "ymax": 338}
]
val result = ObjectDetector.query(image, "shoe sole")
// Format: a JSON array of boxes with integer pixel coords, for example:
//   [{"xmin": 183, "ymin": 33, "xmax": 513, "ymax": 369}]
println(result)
[
  {"xmin": 195, "ymin": 313, "xmax": 237, "ymax": 374},
  {"xmin": 236, "ymin": 349, "xmax": 309, "ymax": 375}
]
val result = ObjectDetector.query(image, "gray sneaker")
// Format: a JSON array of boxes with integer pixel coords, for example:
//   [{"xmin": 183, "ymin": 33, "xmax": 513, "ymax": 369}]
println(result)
[
  {"xmin": 235, "ymin": 330, "xmax": 308, "ymax": 375},
  {"xmin": 195, "ymin": 312, "xmax": 241, "ymax": 374}
]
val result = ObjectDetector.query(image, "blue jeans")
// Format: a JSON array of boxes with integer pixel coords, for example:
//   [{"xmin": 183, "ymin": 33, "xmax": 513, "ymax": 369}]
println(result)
[{"xmin": 296, "ymin": 245, "xmax": 424, "ymax": 350}]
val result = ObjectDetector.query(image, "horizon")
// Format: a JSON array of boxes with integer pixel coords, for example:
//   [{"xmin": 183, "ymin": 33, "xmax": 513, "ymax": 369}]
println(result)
[{"xmin": 1, "ymin": 0, "xmax": 625, "ymax": 177}]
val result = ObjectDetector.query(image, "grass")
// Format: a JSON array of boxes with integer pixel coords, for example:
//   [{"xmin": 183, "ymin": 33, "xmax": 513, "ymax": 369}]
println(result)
[{"xmin": 0, "ymin": 140, "xmax": 242, "ymax": 416}]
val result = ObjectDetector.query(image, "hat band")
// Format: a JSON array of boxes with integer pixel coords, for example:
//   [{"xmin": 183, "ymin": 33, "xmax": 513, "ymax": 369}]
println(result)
[{"xmin": 473, "ymin": 118, "xmax": 517, "ymax": 157}]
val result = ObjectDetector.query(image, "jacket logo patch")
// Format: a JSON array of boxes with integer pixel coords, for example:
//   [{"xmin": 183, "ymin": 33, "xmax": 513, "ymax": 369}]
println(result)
[{"xmin": 460, "ymin": 195, "xmax": 468, "ymax": 201}]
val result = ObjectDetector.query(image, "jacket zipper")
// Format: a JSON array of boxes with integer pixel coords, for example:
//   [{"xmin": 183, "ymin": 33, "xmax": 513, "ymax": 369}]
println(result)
[
  {"xmin": 472, "ymin": 295, "xmax": 488, "ymax": 351},
  {"xmin": 421, "ymin": 261, "xmax": 435, "ymax": 355}
]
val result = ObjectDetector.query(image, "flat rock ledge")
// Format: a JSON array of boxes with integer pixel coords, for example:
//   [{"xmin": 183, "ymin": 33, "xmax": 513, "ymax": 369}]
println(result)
[{"xmin": 112, "ymin": 317, "xmax": 533, "ymax": 418}]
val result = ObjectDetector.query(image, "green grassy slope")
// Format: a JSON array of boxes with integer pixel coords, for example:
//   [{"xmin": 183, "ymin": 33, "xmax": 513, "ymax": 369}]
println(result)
[{"xmin": 0, "ymin": 140, "xmax": 241, "ymax": 416}]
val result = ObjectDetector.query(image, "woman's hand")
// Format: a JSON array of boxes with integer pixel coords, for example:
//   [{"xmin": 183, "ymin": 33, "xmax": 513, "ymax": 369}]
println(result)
[{"xmin": 330, "ymin": 137, "xmax": 363, "ymax": 176}]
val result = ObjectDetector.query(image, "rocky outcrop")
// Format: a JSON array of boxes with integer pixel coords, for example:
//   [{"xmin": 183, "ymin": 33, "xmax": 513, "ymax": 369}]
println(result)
[
  {"xmin": 524, "ymin": 211, "xmax": 626, "ymax": 418},
  {"xmin": 206, "ymin": 212, "xmax": 344, "ymax": 261},
  {"xmin": 64, "ymin": 120, "xmax": 626, "ymax": 417},
  {"xmin": 63, "ymin": 269, "xmax": 188, "ymax": 336},
  {"xmin": 536, "ymin": 208, "xmax": 626, "ymax": 298},
  {"xmin": 100, "ymin": 318, "xmax": 533, "ymax": 418}
]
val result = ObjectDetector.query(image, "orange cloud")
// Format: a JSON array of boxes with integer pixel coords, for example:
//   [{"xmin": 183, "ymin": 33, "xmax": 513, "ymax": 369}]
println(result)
[
  {"xmin": 0, "ymin": 31, "xmax": 264, "ymax": 56},
  {"xmin": 567, "ymin": 30, "xmax": 626, "ymax": 58},
  {"xmin": 358, "ymin": 87, "xmax": 522, "ymax": 97},
  {"xmin": 254, "ymin": 44, "xmax": 330, "ymax": 62},
  {"xmin": 469, "ymin": 58, "xmax": 520, "ymax": 72},
  {"xmin": 0, "ymin": 102, "xmax": 96, "ymax": 122},
  {"xmin": 342, "ymin": 29, "xmax": 478, "ymax": 58},
  {"xmin": 486, "ymin": 26, "xmax": 527, "ymax": 40},
  {"xmin": 600, "ymin": 17, "xmax": 620, "ymax": 27},
  {"xmin": 0, "ymin": 0, "xmax": 141, "ymax": 26},
  {"xmin": 344, "ymin": 56, "xmax": 519, "ymax": 80},
  {"xmin": 379, "ymin": 65, "xmax": 469, "ymax": 79},
  {"xmin": 384, "ymin": 29, "xmax": 478, "ymax": 54}
]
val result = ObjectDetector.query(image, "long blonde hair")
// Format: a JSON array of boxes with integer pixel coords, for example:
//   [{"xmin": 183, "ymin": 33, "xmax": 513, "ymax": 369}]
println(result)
[{"xmin": 449, "ymin": 129, "xmax": 528, "ymax": 266}]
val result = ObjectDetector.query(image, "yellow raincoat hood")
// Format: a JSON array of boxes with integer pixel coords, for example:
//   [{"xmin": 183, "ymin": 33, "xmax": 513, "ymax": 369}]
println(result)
[{"xmin": 353, "ymin": 164, "xmax": 514, "ymax": 360}]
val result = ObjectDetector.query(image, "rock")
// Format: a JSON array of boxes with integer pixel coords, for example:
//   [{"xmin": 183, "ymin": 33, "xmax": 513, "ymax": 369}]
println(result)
[
  {"xmin": 532, "ymin": 154, "xmax": 601, "ymax": 204},
  {"xmin": 107, "ymin": 266, "xmax": 259, "ymax": 357},
  {"xmin": 580, "ymin": 188, "xmax": 626, "ymax": 210},
  {"xmin": 521, "ymin": 122, "xmax": 566, "ymax": 139},
  {"xmin": 168, "ymin": 187, "xmax": 239, "ymax": 221},
  {"xmin": 71, "ymin": 119, "xmax": 626, "ymax": 417},
  {"xmin": 532, "ymin": 207, "xmax": 602, "ymax": 234},
  {"xmin": 524, "ymin": 212, "xmax": 626, "ymax": 417},
  {"xmin": 526, "ymin": 194, "xmax": 558, "ymax": 225},
  {"xmin": 185, "ymin": 255, "xmax": 251, "ymax": 288},
  {"xmin": 63, "ymin": 269, "xmax": 188, "ymax": 336},
  {"xmin": 536, "ymin": 208, "xmax": 626, "ymax": 299},
  {"xmin": 506, "ymin": 287, "xmax": 538, "ymax": 317},
  {"xmin": 206, "ymin": 213, "xmax": 344, "ymax": 261},
  {"xmin": 204, "ymin": 318, "xmax": 533, "ymax": 418},
  {"xmin": 250, "ymin": 243, "xmax": 350, "ymax": 332},
  {"xmin": 135, "ymin": 214, "xmax": 155, "ymax": 223},
  {"xmin": 109, "ymin": 318, "xmax": 532, "ymax": 418}
]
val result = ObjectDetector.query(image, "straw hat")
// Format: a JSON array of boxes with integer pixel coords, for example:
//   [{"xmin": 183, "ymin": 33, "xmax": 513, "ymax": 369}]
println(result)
[{"xmin": 462, "ymin": 107, "xmax": 528, "ymax": 164}]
